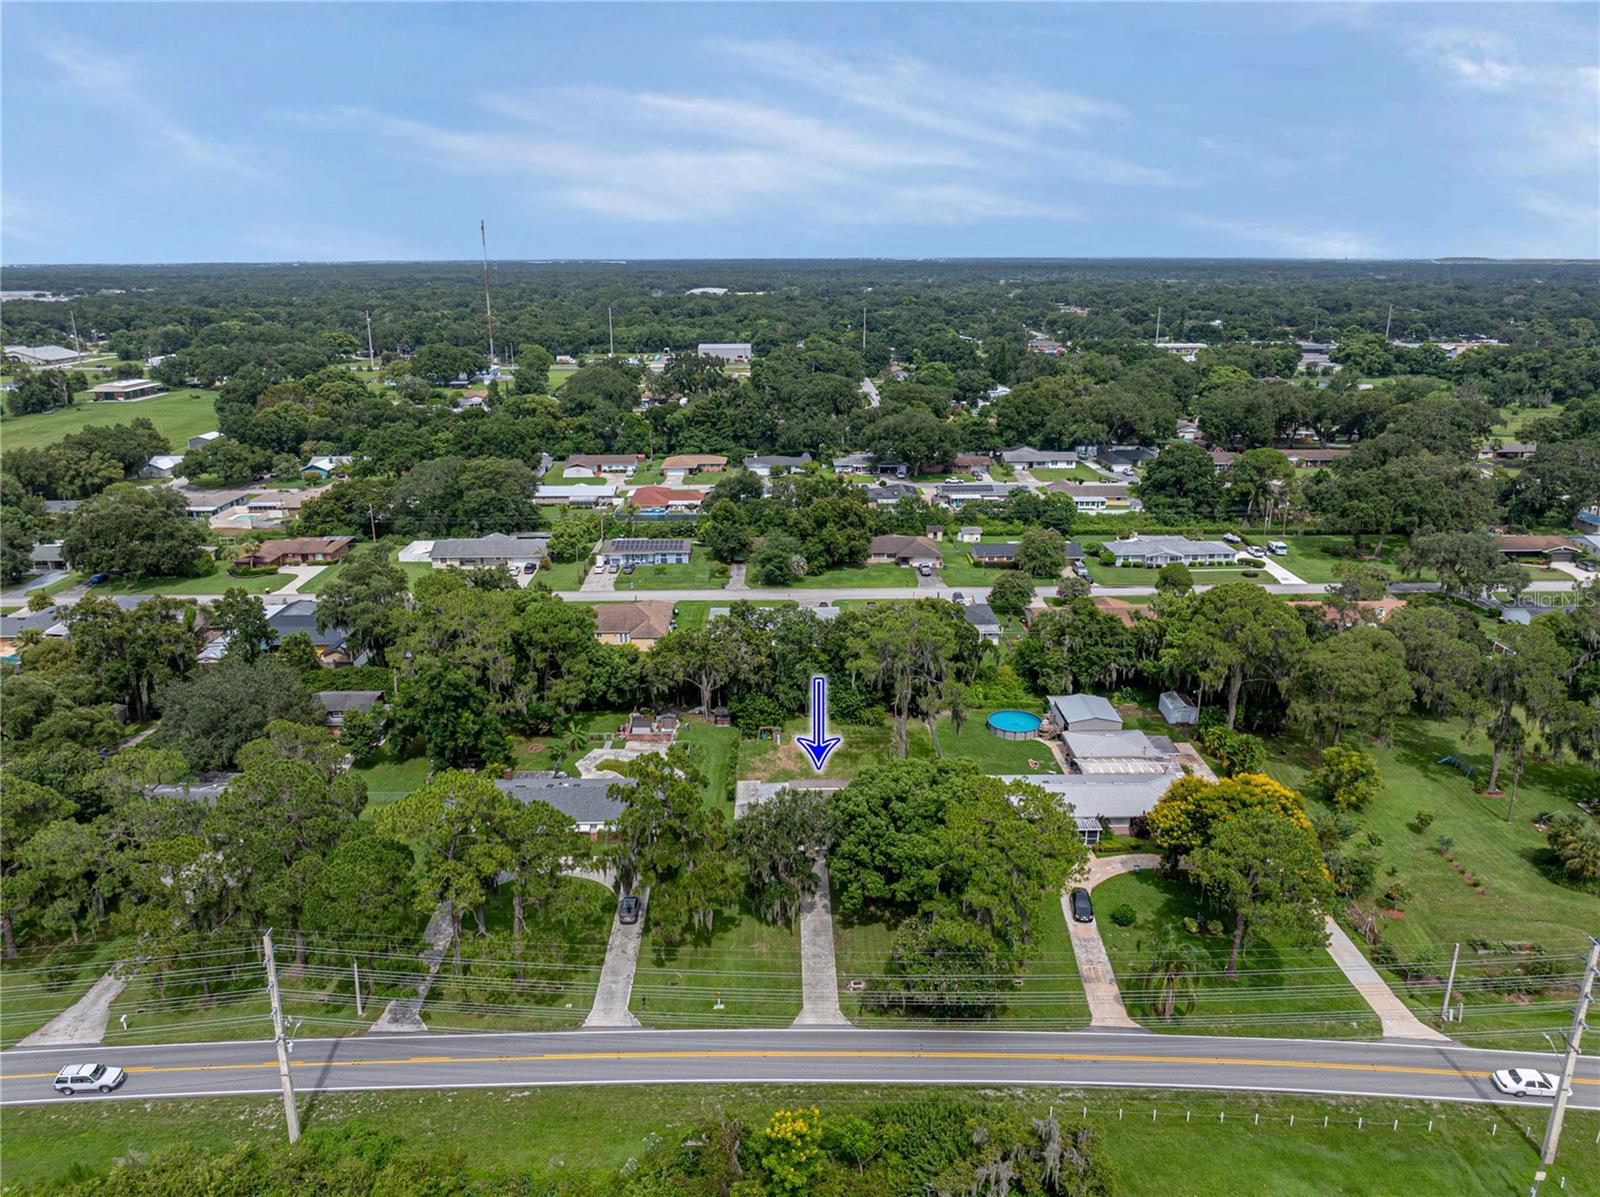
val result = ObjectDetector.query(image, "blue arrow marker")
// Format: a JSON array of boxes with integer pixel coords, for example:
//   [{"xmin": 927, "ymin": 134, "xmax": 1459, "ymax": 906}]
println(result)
[{"xmin": 796, "ymin": 674, "xmax": 841, "ymax": 772}]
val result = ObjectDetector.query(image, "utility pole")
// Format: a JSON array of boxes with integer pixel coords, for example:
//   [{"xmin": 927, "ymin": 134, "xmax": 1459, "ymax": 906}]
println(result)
[
  {"xmin": 862, "ymin": 305, "xmax": 867, "ymax": 353},
  {"xmin": 68, "ymin": 310, "xmax": 83, "ymax": 356},
  {"xmin": 365, "ymin": 310, "xmax": 376, "ymax": 372},
  {"xmin": 1439, "ymin": 943, "xmax": 1460, "ymax": 1024},
  {"xmin": 479, "ymin": 220, "xmax": 496, "ymax": 363},
  {"xmin": 1384, "ymin": 303, "xmax": 1394, "ymax": 341},
  {"xmin": 608, "ymin": 306, "xmax": 614, "ymax": 357},
  {"xmin": 353, "ymin": 959, "xmax": 363, "ymax": 1018},
  {"xmin": 1530, "ymin": 937, "xmax": 1598, "ymax": 1196},
  {"xmin": 262, "ymin": 930, "xmax": 301, "ymax": 1143},
  {"xmin": 1153, "ymin": 304, "xmax": 1162, "ymax": 343}
]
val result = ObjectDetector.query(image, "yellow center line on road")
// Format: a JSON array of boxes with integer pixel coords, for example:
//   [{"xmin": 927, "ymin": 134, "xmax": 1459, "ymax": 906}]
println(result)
[{"xmin": 5, "ymin": 1047, "xmax": 1595, "ymax": 1086}]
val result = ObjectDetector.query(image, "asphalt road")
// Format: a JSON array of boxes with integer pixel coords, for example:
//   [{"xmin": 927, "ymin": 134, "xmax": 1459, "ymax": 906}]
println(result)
[{"xmin": 3, "ymin": 1029, "xmax": 1595, "ymax": 1109}]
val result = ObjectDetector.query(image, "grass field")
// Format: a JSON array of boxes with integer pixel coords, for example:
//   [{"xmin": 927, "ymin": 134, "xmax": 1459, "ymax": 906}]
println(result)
[
  {"xmin": 1266, "ymin": 716, "xmax": 1600, "ymax": 1049},
  {"xmin": 630, "ymin": 905, "xmax": 803, "ymax": 1026},
  {"xmin": 670, "ymin": 598, "xmax": 797, "ymax": 628},
  {"xmin": 835, "ymin": 887, "xmax": 1088, "ymax": 1028},
  {"xmin": 7, "ymin": 1084, "xmax": 1586, "ymax": 1195},
  {"xmin": 0, "ymin": 940, "xmax": 127, "ymax": 1048},
  {"xmin": 739, "ymin": 710, "xmax": 1060, "ymax": 784},
  {"xmin": 1095, "ymin": 870, "xmax": 1381, "ymax": 1040},
  {"xmin": 1086, "ymin": 562, "xmax": 1268, "ymax": 587},
  {"xmin": 351, "ymin": 746, "xmax": 432, "ymax": 812},
  {"xmin": 610, "ymin": 547, "xmax": 727, "ymax": 591},
  {"xmin": 938, "ymin": 539, "xmax": 1019, "ymax": 587},
  {"xmin": 1030, "ymin": 464, "xmax": 1103, "ymax": 482},
  {"xmin": 64, "ymin": 569, "xmax": 292, "ymax": 596},
  {"xmin": 790, "ymin": 562, "xmax": 916, "ymax": 589},
  {"xmin": 0, "ymin": 388, "xmax": 219, "ymax": 452},
  {"xmin": 677, "ymin": 719, "xmax": 740, "ymax": 816}
]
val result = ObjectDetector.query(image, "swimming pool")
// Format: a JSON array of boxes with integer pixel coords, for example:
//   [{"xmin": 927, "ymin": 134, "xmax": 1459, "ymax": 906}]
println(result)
[{"xmin": 987, "ymin": 709, "xmax": 1043, "ymax": 740}]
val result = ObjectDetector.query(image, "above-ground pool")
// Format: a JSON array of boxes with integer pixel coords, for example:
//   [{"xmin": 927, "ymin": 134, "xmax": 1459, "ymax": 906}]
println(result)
[{"xmin": 987, "ymin": 709, "xmax": 1043, "ymax": 740}]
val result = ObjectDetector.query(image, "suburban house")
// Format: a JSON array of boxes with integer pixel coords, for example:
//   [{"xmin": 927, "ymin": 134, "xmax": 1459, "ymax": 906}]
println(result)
[
  {"xmin": 301, "ymin": 455, "xmax": 352, "ymax": 479},
  {"xmin": 495, "ymin": 774, "xmax": 635, "ymax": 837},
  {"xmin": 957, "ymin": 526, "xmax": 983, "ymax": 543},
  {"xmin": 962, "ymin": 601, "xmax": 1003, "ymax": 643},
  {"xmin": 625, "ymin": 711, "xmax": 680, "ymax": 742},
  {"xmin": 1159, "ymin": 691, "xmax": 1199, "ymax": 726},
  {"xmin": 534, "ymin": 483, "xmax": 620, "ymax": 507},
  {"xmin": 1107, "ymin": 534, "xmax": 1237, "ymax": 567},
  {"xmin": 1208, "ymin": 447, "xmax": 1238, "ymax": 470},
  {"xmin": 744, "ymin": 453, "xmax": 812, "ymax": 478},
  {"xmin": 239, "ymin": 488, "xmax": 324, "ymax": 529},
  {"xmin": 43, "ymin": 500, "xmax": 82, "ymax": 515},
  {"xmin": 697, "ymin": 342, "xmax": 753, "ymax": 362},
  {"xmin": 314, "ymin": 690, "xmax": 384, "ymax": 735},
  {"xmin": 0, "ymin": 606, "xmax": 64, "ymax": 662},
  {"xmin": 179, "ymin": 489, "xmax": 252, "ymax": 521},
  {"xmin": 188, "ymin": 431, "xmax": 224, "ymax": 451},
  {"xmin": 139, "ymin": 454, "xmax": 186, "ymax": 479},
  {"xmin": 29, "ymin": 541, "xmax": 66, "ymax": 570},
  {"xmin": 601, "ymin": 538, "xmax": 692, "ymax": 567},
  {"xmin": 626, "ymin": 486, "xmax": 705, "ymax": 514},
  {"xmin": 934, "ymin": 482, "xmax": 1024, "ymax": 509},
  {"xmin": 661, "ymin": 454, "xmax": 726, "ymax": 483},
  {"xmin": 91, "ymin": 378, "xmax": 165, "ymax": 402},
  {"xmin": 1000, "ymin": 773, "xmax": 1179, "ymax": 843},
  {"xmin": 867, "ymin": 534, "xmax": 942, "ymax": 568},
  {"xmin": 1047, "ymin": 694, "xmax": 1123, "ymax": 733},
  {"xmin": 1062, "ymin": 729, "xmax": 1180, "ymax": 775},
  {"xmin": 1048, "ymin": 481, "xmax": 1135, "ymax": 513},
  {"xmin": 568, "ymin": 453, "xmax": 645, "ymax": 476},
  {"xmin": 867, "ymin": 481, "xmax": 920, "ymax": 506},
  {"xmin": 832, "ymin": 451, "xmax": 908, "ymax": 478},
  {"xmin": 1490, "ymin": 443, "xmax": 1537, "ymax": 463},
  {"xmin": 266, "ymin": 600, "xmax": 365, "ymax": 666},
  {"xmin": 429, "ymin": 533, "xmax": 550, "ymax": 571},
  {"xmin": 998, "ymin": 446, "xmax": 1078, "ymax": 469},
  {"xmin": 1286, "ymin": 447, "xmax": 1351, "ymax": 468},
  {"xmin": 235, "ymin": 536, "xmax": 354, "ymax": 568},
  {"xmin": 970, "ymin": 542, "xmax": 1020, "ymax": 568},
  {"xmin": 1495, "ymin": 534, "xmax": 1577, "ymax": 564},
  {"xmin": 1097, "ymin": 446, "xmax": 1158, "ymax": 471},
  {"xmin": 1092, "ymin": 596, "xmax": 1145, "ymax": 627},
  {"xmin": 593, "ymin": 600, "xmax": 675, "ymax": 649},
  {"xmin": 4, "ymin": 344, "xmax": 83, "ymax": 367},
  {"xmin": 954, "ymin": 453, "xmax": 993, "ymax": 474}
]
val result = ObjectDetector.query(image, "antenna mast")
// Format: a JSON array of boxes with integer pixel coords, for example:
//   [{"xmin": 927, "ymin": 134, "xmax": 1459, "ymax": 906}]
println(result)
[
  {"xmin": 862, "ymin": 305, "xmax": 867, "ymax": 353},
  {"xmin": 608, "ymin": 306, "xmax": 614, "ymax": 357},
  {"xmin": 1384, "ymin": 303, "xmax": 1394, "ymax": 341},
  {"xmin": 479, "ymin": 220, "xmax": 496, "ymax": 363},
  {"xmin": 1154, "ymin": 304, "xmax": 1162, "ymax": 343},
  {"xmin": 364, "ymin": 310, "xmax": 376, "ymax": 372}
]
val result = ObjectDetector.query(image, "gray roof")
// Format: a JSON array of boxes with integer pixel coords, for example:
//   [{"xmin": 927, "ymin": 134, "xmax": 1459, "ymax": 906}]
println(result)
[
  {"xmin": 1000, "ymin": 446, "xmax": 1076, "ymax": 464},
  {"xmin": 430, "ymin": 533, "xmax": 548, "ymax": 560},
  {"xmin": 1048, "ymin": 694, "xmax": 1120, "ymax": 726},
  {"xmin": 29, "ymin": 541, "xmax": 65, "ymax": 563},
  {"xmin": 971, "ymin": 542, "xmax": 1019, "ymax": 559},
  {"xmin": 5, "ymin": 344, "xmax": 81, "ymax": 363},
  {"xmin": 315, "ymin": 690, "xmax": 384, "ymax": 714},
  {"xmin": 745, "ymin": 453, "xmax": 812, "ymax": 468},
  {"xmin": 43, "ymin": 500, "xmax": 81, "ymax": 514},
  {"xmin": 0, "ymin": 607, "xmax": 62, "ymax": 639},
  {"xmin": 997, "ymin": 773, "xmax": 1178, "ymax": 827},
  {"xmin": 495, "ymin": 774, "xmax": 636, "ymax": 827},
  {"xmin": 963, "ymin": 602, "xmax": 1001, "ymax": 628},
  {"xmin": 870, "ymin": 482, "xmax": 919, "ymax": 502},
  {"xmin": 267, "ymin": 599, "xmax": 348, "ymax": 650},
  {"xmin": 936, "ymin": 482, "xmax": 1023, "ymax": 499},
  {"xmin": 1111, "ymin": 535, "xmax": 1236, "ymax": 559}
]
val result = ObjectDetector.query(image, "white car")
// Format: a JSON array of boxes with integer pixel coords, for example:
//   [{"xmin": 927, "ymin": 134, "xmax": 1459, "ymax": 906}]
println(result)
[
  {"xmin": 1222, "ymin": 532, "xmax": 1242, "ymax": 545},
  {"xmin": 1491, "ymin": 1068, "xmax": 1559, "ymax": 1098},
  {"xmin": 54, "ymin": 1062, "xmax": 126, "ymax": 1095}
]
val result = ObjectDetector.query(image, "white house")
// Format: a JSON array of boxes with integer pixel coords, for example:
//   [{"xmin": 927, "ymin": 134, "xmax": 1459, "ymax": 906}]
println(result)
[
  {"xmin": 744, "ymin": 453, "xmax": 812, "ymax": 478},
  {"xmin": 998, "ymin": 446, "xmax": 1078, "ymax": 469},
  {"xmin": 188, "ymin": 431, "xmax": 224, "ymax": 451},
  {"xmin": 1047, "ymin": 694, "xmax": 1123, "ymax": 733},
  {"xmin": 1107, "ymin": 535, "xmax": 1236, "ymax": 567},
  {"xmin": 139, "ymin": 454, "xmax": 186, "ymax": 479},
  {"xmin": 697, "ymin": 342, "xmax": 753, "ymax": 362}
]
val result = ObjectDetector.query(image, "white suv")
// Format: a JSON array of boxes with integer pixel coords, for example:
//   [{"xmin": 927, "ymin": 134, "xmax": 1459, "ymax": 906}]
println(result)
[
  {"xmin": 54, "ymin": 1062, "xmax": 126, "ymax": 1095},
  {"xmin": 1491, "ymin": 1068, "xmax": 1558, "ymax": 1098}
]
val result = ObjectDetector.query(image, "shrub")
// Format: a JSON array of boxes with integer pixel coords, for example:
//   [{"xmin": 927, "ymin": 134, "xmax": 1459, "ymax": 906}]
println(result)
[
  {"xmin": 1240, "ymin": 569, "xmax": 1261, "ymax": 578},
  {"xmin": 1307, "ymin": 745, "xmax": 1383, "ymax": 812},
  {"xmin": 1380, "ymin": 880, "xmax": 1412, "ymax": 909},
  {"xmin": 1435, "ymin": 835, "xmax": 1454, "ymax": 856},
  {"xmin": 1199, "ymin": 724, "xmax": 1267, "ymax": 775},
  {"xmin": 1545, "ymin": 813, "xmax": 1600, "ymax": 890},
  {"xmin": 1109, "ymin": 903, "xmax": 1137, "ymax": 927},
  {"xmin": 1414, "ymin": 809, "xmax": 1435, "ymax": 831}
]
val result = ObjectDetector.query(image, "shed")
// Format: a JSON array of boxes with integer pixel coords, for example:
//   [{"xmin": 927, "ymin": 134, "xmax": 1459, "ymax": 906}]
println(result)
[
  {"xmin": 1158, "ymin": 690, "xmax": 1199, "ymax": 726},
  {"xmin": 1047, "ymin": 693, "xmax": 1123, "ymax": 733}
]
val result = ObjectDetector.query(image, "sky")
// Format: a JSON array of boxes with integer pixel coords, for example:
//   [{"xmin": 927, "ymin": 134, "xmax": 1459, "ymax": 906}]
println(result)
[{"xmin": 2, "ymin": 2, "xmax": 1597, "ymax": 263}]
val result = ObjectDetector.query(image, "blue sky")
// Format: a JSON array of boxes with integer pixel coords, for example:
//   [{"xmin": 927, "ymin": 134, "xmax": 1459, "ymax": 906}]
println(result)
[{"xmin": 3, "ymin": 2, "xmax": 1596, "ymax": 262}]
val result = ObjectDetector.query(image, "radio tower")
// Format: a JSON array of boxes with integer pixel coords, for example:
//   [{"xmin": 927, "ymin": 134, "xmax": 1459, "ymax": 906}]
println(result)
[{"xmin": 480, "ymin": 220, "xmax": 496, "ymax": 363}]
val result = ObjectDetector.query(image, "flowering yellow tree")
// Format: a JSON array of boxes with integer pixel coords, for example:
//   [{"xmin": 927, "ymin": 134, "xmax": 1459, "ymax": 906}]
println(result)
[{"xmin": 758, "ymin": 1106, "xmax": 826, "ymax": 1195}]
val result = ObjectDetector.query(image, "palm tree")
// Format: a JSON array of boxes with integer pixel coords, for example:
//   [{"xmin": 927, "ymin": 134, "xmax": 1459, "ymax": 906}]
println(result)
[{"xmin": 1141, "ymin": 929, "xmax": 1206, "ymax": 1022}]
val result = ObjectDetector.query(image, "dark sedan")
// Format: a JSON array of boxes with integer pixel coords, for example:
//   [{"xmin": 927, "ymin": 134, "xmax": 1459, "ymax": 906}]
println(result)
[{"xmin": 1069, "ymin": 888, "xmax": 1094, "ymax": 923}]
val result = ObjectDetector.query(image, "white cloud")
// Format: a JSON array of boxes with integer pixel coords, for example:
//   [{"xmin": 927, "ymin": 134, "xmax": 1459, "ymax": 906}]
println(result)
[
  {"xmin": 1412, "ymin": 30, "xmax": 1517, "ymax": 91},
  {"xmin": 1183, "ymin": 216, "xmax": 1383, "ymax": 259},
  {"xmin": 42, "ymin": 41, "xmax": 264, "ymax": 181}
]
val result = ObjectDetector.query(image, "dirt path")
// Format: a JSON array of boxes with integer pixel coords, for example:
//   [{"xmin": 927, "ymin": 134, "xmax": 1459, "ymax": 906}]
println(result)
[{"xmin": 18, "ymin": 972, "xmax": 126, "ymax": 1046}]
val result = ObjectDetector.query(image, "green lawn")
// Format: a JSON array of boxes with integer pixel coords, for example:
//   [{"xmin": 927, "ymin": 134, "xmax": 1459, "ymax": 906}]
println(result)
[
  {"xmin": 66, "ymin": 569, "xmax": 292, "ymax": 596},
  {"xmin": 303, "ymin": 550, "xmax": 436, "ymax": 594},
  {"xmin": 677, "ymin": 720, "xmax": 741, "ymax": 817},
  {"xmin": 611, "ymin": 547, "xmax": 727, "ymax": 591},
  {"xmin": 834, "ymin": 888, "xmax": 1088, "ymax": 1028},
  {"xmin": 739, "ymin": 710, "xmax": 1060, "ymax": 784},
  {"xmin": 1095, "ymin": 870, "xmax": 1381, "ymax": 1040},
  {"xmin": 1086, "ymin": 562, "xmax": 1267, "ymax": 587},
  {"xmin": 1266, "ymin": 717, "xmax": 1600, "ymax": 1049},
  {"xmin": 547, "ymin": 365, "xmax": 578, "ymax": 391},
  {"xmin": 938, "ymin": 539, "xmax": 1021, "ymax": 587},
  {"xmin": 789, "ymin": 562, "xmax": 916, "ymax": 589},
  {"xmin": 630, "ymin": 905, "xmax": 803, "ymax": 1026},
  {"xmin": 0, "ymin": 388, "xmax": 220, "ymax": 452},
  {"xmin": 353, "ymin": 746, "xmax": 432, "ymax": 812},
  {"xmin": 1030, "ymin": 464, "xmax": 1103, "ymax": 482},
  {"xmin": 671, "ymin": 598, "xmax": 797, "ymax": 628},
  {"xmin": 7, "ymin": 1085, "xmax": 1587, "ymax": 1196}
]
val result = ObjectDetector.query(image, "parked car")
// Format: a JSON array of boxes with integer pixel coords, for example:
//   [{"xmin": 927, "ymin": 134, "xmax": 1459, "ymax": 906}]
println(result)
[
  {"xmin": 1073, "ymin": 561, "xmax": 1090, "ymax": 578},
  {"xmin": 608, "ymin": 562, "xmax": 620, "ymax": 573},
  {"xmin": 1222, "ymin": 532, "xmax": 1242, "ymax": 545},
  {"xmin": 1069, "ymin": 888, "xmax": 1094, "ymax": 923},
  {"xmin": 1267, "ymin": 540, "xmax": 1289, "ymax": 556},
  {"xmin": 88, "ymin": 573, "xmax": 110, "ymax": 585},
  {"xmin": 1576, "ymin": 559, "xmax": 1596, "ymax": 572},
  {"xmin": 617, "ymin": 895, "xmax": 642, "ymax": 924},
  {"xmin": 952, "ymin": 591, "xmax": 965, "ymax": 605},
  {"xmin": 1492, "ymin": 1068, "xmax": 1559, "ymax": 1098},
  {"xmin": 623, "ymin": 563, "xmax": 636, "ymax": 574},
  {"xmin": 918, "ymin": 563, "xmax": 932, "ymax": 577},
  {"xmin": 522, "ymin": 562, "xmax": 538, "ymax": 574},
  {"xmin": 54, "ymin": 1063, "xmax": 125, "ymax": 1095}
]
